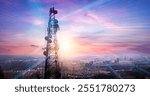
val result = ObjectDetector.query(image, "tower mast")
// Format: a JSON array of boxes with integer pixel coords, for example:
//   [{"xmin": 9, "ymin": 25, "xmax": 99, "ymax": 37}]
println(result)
[{"xmin": 43, "ymin": 7, "xmax": 61, "ymax": 79}]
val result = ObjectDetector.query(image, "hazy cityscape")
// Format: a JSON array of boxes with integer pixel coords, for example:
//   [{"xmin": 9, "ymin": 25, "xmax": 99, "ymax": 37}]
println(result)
[
  {"xmin": 0, "ymin": 55, "xmax": 150, "ymax": 79},
  {"xmin": 0, "ymin": 0, "xmax": 150, "ymax": 79}
]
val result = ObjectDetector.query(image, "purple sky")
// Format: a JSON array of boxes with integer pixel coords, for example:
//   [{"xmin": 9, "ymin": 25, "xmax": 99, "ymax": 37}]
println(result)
[{"xmin": 0, "ymin": 0, "xmax": 150, "ymax": 57}]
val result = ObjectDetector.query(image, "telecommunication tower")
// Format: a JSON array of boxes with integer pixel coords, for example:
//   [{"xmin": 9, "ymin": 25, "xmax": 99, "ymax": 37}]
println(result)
[{"xmin": 43, "ymin": 7, "xmax": 61, "ymax": 79}]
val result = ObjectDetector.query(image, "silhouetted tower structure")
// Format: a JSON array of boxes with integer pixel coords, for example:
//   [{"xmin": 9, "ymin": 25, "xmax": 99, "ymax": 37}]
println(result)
[{"xmin": 43, "ymin": 7, "xmax": 61, "ymax": 79}]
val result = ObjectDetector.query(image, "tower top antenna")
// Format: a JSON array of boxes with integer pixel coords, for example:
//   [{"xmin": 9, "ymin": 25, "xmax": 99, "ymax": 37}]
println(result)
[{"xmin": 49, "ymin": 6, "xmax": 58, "ymax": 15}]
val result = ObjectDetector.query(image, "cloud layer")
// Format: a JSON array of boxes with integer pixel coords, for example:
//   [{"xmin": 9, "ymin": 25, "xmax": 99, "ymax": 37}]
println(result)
[{"xmin": 0, "ymin": 0, "xmax": 150, "ymax": 57}]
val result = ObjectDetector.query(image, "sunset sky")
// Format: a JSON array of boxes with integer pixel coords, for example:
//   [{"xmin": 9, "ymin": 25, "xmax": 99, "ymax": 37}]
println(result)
[{"xmin": 0, "ymin": 0, "xmax": 150, "ymax": 58}]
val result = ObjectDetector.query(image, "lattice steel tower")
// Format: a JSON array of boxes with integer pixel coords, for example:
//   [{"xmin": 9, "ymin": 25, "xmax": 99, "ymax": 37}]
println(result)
[{"xmin": 43, "ymin": 7, "xmax": 61, "ymax": 79}]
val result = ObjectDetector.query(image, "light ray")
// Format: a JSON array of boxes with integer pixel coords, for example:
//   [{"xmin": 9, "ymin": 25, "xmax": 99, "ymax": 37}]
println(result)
[{"xmin": 13, "ymin": 60, "xmax": 43, "ymax": 79}]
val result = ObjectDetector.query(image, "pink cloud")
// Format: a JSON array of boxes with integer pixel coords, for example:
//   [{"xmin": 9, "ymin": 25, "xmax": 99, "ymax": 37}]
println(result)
[
  {"xmin": 21, "ymin": 17, "xmax": 44, "ymax": 26},
  {"xmin": 0, "ymin": 43, "xmax": 43, "ymax": 56},
  {"xmin": 73, "ymin": 36, "xmax": 136, "ymax": 55},
  {"xmin": 0, "ymin": 31, "xmax": 43, "ymax": 56},
  {"xmin": 63, "ymin": 11, "xmax": 131, "ymax": 32}
]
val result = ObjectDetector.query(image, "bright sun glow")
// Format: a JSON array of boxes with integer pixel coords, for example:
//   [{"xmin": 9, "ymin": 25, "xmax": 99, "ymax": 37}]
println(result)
[
  {"xmin": 57, "ymin": 33, "xmax": 79, "ymax": 59},
  {"xmin": 61, "ymin": 42, "xmax": 71, "ymax": 51}
]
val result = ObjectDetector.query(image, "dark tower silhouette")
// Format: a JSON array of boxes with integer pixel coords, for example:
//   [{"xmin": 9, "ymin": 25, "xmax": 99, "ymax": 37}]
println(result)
[
  {"xmin": 43, "ymin": 7, "xmax": 61, "ymax": 79},
  {"xmin": 0, "ymin": 66, "xmax": 4, "ymax": 79}
]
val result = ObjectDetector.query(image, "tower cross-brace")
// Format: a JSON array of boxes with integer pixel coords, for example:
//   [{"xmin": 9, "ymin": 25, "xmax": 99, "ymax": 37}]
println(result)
[{"xmin": 43, "ymin": 7, "xmax": 61, "ymax": 79}]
